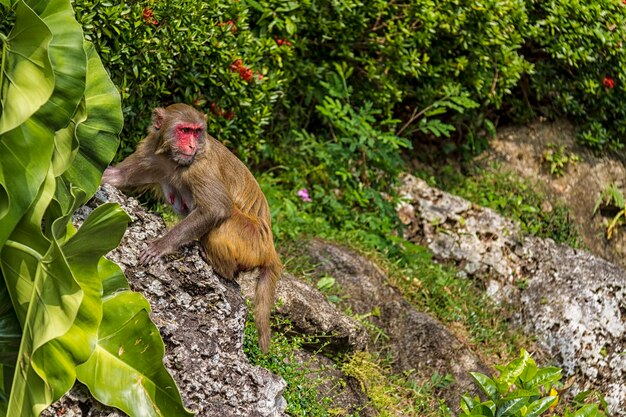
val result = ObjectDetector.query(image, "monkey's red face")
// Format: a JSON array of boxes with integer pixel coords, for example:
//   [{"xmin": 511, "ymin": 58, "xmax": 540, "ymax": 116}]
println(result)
[{"xmin": 173, "ymin": 123, "xmax": 205, "ymax": 165}]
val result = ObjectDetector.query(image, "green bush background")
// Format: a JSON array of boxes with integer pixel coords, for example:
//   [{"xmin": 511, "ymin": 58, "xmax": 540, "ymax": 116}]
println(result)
[{"xmin": 73, "ymin": 0, "xmax": 626, "ymax": 243}]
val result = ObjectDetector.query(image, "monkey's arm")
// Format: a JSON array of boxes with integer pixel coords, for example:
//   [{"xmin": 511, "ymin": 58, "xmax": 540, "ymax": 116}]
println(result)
[
  {"xmin": 139, "ymin": 183, "xmax": 233, "ymax": 265},
  {"xmin": 101, "ymin": 152, "xmax": 161, "ymax": 189}
]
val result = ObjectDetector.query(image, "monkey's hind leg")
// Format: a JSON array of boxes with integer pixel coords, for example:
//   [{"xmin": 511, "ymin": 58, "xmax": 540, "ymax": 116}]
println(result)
[{"xmin": 201, "ymin": 218, "xmax": 281, "ymax": 353}]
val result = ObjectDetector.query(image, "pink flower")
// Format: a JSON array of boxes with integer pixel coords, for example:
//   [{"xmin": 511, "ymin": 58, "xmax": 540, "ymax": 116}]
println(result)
[{"xmin": 297, "ymin": 188, "xmax": 312, "ymax": 202}]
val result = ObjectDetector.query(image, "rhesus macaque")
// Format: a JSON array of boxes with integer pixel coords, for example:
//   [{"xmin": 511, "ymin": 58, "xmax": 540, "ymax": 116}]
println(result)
[{"xmin": 102, "ymin": 103, "xmax": 282, "ymax": 353}]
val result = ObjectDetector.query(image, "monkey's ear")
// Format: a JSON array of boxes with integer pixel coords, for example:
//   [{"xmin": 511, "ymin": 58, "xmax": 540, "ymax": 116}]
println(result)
[{"xmin": 152, "ymin": 107, "xmax": 166, "ymax": 130}]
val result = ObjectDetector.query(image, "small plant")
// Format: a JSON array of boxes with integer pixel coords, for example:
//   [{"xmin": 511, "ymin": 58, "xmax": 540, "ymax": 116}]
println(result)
[
  {"xmin": 542, "ymin": 144, "xmax": 580, "ymax": 177},
  {"xmin": 316, "ymin": 275, "xmax": 343, "ymax": 304},
  {"xmin": 461, "ymin": 349, "xmax": 607, "ymax": 417},
  {"xmin": 593, "ymin": 183, "xmax": 626, "ymax": 239},
  {"xmin": 244, "ymin": 315, "xmax": 335, "ymax": 416}
]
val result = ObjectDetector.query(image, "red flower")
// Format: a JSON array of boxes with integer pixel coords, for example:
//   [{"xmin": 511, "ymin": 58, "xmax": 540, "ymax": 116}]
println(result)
[
  {"xmin": 142, "ymin": 7, "xmax": 158, "ymax": 25},
  {"xmin": 210, "ymin": 102, "xmax": 224, "ymax": 117},
  {"xmin": 603, "ymin": 76, "xmax": 615, "ymax": 89},
  {"xmin": 275, "ymin": 37, "xmax": 293, "ymax": 47},
  {"xmin": 230, "ymin": 59, "xmax": 243, "ymax": 71},
  {"xmin": 230, "ymin": 59, "xmax": 256, "ymax": 82},
  {"xmin": 240, "ymin": 67, "xmax": 254, "ymax": 82},
  {"xmin": 218, "ymin": 20, "xmax": 237, "ymax": 32}
]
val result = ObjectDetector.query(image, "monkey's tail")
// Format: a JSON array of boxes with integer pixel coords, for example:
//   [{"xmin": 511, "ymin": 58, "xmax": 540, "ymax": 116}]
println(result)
[{"xmin": 254, "ymin": 261, "xmax": 281, "ymax": 353}]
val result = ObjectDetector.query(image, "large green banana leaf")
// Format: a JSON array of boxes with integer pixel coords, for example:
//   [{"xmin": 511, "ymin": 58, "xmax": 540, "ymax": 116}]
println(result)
[
  {"xmin": 0, "ymin": 1, "xmax": 193, "ymax": 416},
  {"xmin": 76, "ymin": 277, "xmax": 195, "ymax": 417},
  {"xmin": 0, "ymin": 0, "xmax": 54, "ymax": 248},
  {"xmin": 0, "ymin": 1, "xmax": 53, "ymax": 136}
]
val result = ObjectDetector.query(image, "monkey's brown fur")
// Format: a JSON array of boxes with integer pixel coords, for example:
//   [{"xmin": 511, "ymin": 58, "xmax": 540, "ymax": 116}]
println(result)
[{"xmin": 102, "ymin": 103, "xmax": 282, "ymax": 353}]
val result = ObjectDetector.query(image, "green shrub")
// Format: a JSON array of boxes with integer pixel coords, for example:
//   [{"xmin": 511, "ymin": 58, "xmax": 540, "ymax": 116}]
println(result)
[
  {"xmin": 525, "ymin": 0, "xmax": 626, "ymax": 151},
  {"xmin": 71, "ymin": 0, "xmax": 626, "ymax": 247},
  {"xmin": 248, "ymin": 0, "xmax": 530, "ymax": 146},
  {"xmin": 74, "ymin": 0, "xmax": 532, "ymax": 157},
  {"xmin": 75, "ymin": 0, "xmax": 626, "ymax": 160},
  {"xmin": 73, "ymin": 0, "xmax": 287, "ymax": 162},
  {"xmin": 277, "ymin": 90, "xmax": 411, "ymax": 228},
  {"xmin": 542, "ymin": 144, "xmax": 580, "ymax": 177}
]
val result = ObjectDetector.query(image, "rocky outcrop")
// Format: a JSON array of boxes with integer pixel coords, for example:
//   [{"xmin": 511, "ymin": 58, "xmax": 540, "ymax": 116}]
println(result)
[
  {"xmin": 239, "ymin": 271, "xmax": 369, "ymax": 353},
  {"xmin": 481, "ymin": 120, "xmax": 626, "ymax": 269},
  {"xmin": 46, "ymin": 184, "xmax": 287, "ymax": 417},
  {"xmin": 306, "ymin": 240, "xmax": 489, "ymax": 410},
  {"xmin": 398, "ymin": 174, "xmax": 626, "ymax": 415},
  {"xmin": 45, "ymin": 183, "xmax": 492, "ymax": 416}
]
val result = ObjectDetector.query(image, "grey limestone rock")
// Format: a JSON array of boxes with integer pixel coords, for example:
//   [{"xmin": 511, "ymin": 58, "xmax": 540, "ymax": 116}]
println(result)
[
  {"xmin": 45, "ymin": 184, "xmax": 287, "ymax": 417},
  {"xmin": 398, "ymin": 174, "xmax": 626, "ymax": 415}
]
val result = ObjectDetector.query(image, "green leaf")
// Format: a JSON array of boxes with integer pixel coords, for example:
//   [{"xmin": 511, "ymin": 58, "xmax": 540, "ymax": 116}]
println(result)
[
  {"xmin": 2, "ymin": 189, "xmax": 129, "ymax": 417},
  {"xmin": 0, "ymin": 0, "xmax": 89, "ymax": 247},
  {"xmin": 0, "ymin": 0, "xmax": 54, "ymax": 134},
  {"xmin": 495, "ymin": 397, "xmax": 529, "ymax": 417},
  {"xmin": 469, "ymin": 403, "xmax": 495, "ymax": 417},
  {"xmin": 518, "ymin": 357, "xmax": 537, "ymax": 384},
  {"xmin": 568, "ymin": 404, "xmax": 599, "ymax": 417},
  {"xmin": 450, "ymin": 94, "xmax": 479, "ymax": 109},
  {"xmin": 460, "ymin": 394, "xmax": 478, "ymax": 414},
  {"xmin": 527, "ymin": 366, "xmax": 561, "ymax": 388},
  {"xmin": 424, "ymin": 107, "xmax": 448, "ymax": 117},
  {"xmin": 28, "ymin": 0, "xmax": 87, "ymax": 181},
  {"xmin": 77, "ymin": 289, "xmax": 195, "ymax": 417},
  {"xmin": 243, "ymin": 0, "xmax": 264, "ymax": 12},
  {"xmin": 0, "ymin": 2, "xmax": 55, "ymax": 247},
  {"xmin": 1, "ymin": 168, "xmax": 83, "ymax": 417},
  {"xmin": 57, "ymin": 41, "xmax": 122, "ymax": 209},
  {"xmin": 496, "ymin": 349, "xmax": 532, "ymax": 393},
  {"xmin": 0, "ymin": 117, "xmax": 54, "ymax": 247},
  {"xmin": 524, "ymin": 396, "xmax": 557, "ymax": 417},
  {"xmin": 284, "ymin": 17, "xmax": 296, "ymax": 35},
  {"xmin": 470, "ymin": 372, "xmax": 498, "ymax": 401},
  {"xmin": 29, "ymin": 0, "xmax": 86, "ymax": 132},
  {"xmin": 316, "ymin": 276, "xmax": 336, "ymax": 291}
]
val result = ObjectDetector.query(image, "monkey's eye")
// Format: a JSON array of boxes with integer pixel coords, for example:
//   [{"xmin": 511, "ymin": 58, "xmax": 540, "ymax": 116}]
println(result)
[{"xmin": 180, "ymin": 127, "xmax": 191, "ymax": 134}]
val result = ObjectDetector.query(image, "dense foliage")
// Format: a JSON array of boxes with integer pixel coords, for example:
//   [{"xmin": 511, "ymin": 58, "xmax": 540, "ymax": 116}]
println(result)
[
  {"xmin": 525, "ymin": 0, "xmax": 626, "ymax": 151},
  {"xmin": 73, "ymin": 0, "xmax": 626, "ymax": 249}
]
